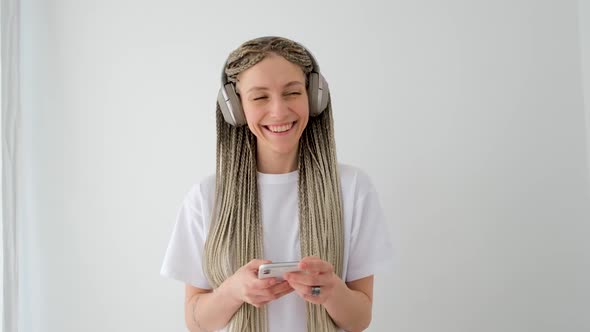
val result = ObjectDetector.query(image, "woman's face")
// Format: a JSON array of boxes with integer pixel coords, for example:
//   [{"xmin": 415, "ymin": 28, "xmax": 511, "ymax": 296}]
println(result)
[{"xmin": 236, "ymin": 53, "xmax": 309, "ymax": 159}]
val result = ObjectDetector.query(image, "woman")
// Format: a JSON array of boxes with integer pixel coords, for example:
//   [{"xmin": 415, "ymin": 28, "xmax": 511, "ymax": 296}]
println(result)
[{"xmin": 161, "ymin": 36, "xmax": 393, "ymax": 332}]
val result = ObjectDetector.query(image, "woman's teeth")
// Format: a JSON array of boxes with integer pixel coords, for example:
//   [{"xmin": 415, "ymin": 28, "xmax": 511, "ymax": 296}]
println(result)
[{"xmin": 267, "ymin": 122, "xmax": 294, "ymax": 133}]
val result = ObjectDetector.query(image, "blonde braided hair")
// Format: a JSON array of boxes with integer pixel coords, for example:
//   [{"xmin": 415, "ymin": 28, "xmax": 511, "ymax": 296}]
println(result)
[{"xmin": 204, "ymin": 36, "xmax": 344, "ymax": 332}]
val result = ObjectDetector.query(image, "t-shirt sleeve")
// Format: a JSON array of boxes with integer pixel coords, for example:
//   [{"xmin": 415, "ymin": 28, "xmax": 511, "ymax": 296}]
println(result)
[
  {"xmin": 160, "ymin": 184, "xmax": 212, "ymax": 289},
  {"xmin": 346, "ymin": 174, "xmax": 395, "ymax": 282}
]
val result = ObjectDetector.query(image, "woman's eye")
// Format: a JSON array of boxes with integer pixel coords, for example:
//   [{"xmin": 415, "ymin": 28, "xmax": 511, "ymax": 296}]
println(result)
[
  {"xmin": 286, "ymin": 92, "xmax": 302, "ymax": 96},
  {"xmin": 253, "ymin": 96, "xmax": 268, "ymax": 101}
]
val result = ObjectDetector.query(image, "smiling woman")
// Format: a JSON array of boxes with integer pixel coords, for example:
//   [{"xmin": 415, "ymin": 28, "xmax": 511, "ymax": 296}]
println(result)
[
  {"xmin": 160, "ymin": 36, "xmax": 393, "ymax": 332},
  {"xmin": 236, "ymin": 54, "xmax": 310, "ymax": 174}
]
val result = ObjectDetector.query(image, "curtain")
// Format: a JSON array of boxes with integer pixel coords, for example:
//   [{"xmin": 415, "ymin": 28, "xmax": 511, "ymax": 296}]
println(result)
[{"xmin": 1, "ymin": 0, "xmax": 20, "ymax": 331}]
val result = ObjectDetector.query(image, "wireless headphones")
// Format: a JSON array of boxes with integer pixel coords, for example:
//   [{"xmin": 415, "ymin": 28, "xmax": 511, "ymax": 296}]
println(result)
[{"xmin": 217, "ymin": 38, "xmax": 330, "ymax": 127}]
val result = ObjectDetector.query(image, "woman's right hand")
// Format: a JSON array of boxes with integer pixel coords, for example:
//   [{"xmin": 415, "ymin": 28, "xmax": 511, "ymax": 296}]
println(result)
[{"xmin": 222, "ymin": 259, "xmax": 294, "ymax": 308}]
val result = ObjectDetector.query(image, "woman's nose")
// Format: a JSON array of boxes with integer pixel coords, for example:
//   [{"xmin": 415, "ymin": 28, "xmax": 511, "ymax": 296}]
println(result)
[{"xmin": 268, "ymin": 96, "xmax": 289, "ymax": 117}]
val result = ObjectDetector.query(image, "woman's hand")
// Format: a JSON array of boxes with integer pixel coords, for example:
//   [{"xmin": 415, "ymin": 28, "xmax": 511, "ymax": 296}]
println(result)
[
  {"xmin": 283, "ymin": 256, "xmax": 342, "ymax": 305},
  {"xmin": 222, "ymin": 259, "xmax": 294, "ymax": 308}
]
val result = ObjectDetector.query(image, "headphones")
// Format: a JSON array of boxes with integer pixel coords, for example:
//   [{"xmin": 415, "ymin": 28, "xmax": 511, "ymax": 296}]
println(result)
[{"xmin": 217, "ymin": 38, "xmax": 330, "ymax": 127}]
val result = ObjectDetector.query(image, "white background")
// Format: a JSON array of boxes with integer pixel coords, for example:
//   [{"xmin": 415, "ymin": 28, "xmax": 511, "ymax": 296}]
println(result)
[{"xmin": 18, "ymin": 0, "xmax": 590, "ymax": 331}]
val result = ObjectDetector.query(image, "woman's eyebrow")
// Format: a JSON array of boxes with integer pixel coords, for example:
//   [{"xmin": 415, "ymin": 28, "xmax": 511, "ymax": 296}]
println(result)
[
  {"xmin": 245, "ymin": 81, "xmax": 304, "ymax": 94},
  {"xmin": 283, "ymin": 81, "xmax": 304, "ymax": 88}
]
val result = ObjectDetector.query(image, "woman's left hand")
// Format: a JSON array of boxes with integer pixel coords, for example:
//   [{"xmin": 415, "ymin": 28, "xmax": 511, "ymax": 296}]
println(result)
[{"xmin": 283, "ymin": 256, "xmax": 342, "ymax": 305}]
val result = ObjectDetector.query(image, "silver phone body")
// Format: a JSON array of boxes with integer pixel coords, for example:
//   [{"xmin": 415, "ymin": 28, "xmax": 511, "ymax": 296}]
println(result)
[{"xmin": 258, "ymin": 261, "xmax": 300, "ymax": 279}]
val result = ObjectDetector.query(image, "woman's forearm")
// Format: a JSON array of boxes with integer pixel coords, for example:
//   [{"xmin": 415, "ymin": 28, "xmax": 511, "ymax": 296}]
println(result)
[
  {"xmin": 323, "ymin": 278, "xmax": 372, "ymax": 332},
  {"xmin": 185, "ymin": 282, "xmax": 243, "ymax": 332}
]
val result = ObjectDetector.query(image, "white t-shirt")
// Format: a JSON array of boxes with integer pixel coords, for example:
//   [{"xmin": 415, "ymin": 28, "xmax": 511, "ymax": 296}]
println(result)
[{"xmin": 161, "ymin": 164, "xmax": 394, "ymax": 332}]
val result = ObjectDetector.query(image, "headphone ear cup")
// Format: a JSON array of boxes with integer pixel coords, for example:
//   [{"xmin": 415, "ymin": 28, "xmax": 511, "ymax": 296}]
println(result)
[
  {"xmin": 317, "ymin": 73, "xmax": 330, "ymax": 113},
  {"xmin": 307, "ymin": 72, "xmax": 330, "ymax": 117},
  {"xmin": 307, "ymin": 72, "xmax": 320, "ymax": 116},
  {"xmin": 217, "ymin": 83, "xmax": 247, "ymax": 126}
]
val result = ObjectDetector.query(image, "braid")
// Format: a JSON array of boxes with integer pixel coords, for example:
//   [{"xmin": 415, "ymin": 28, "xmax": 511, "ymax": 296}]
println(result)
[
  {"xmin": 299, "ymin": 101, "xmax": 343, "ymax": 331},
  {"xmin": 204, "ymin": 36, "xmax": 343, "ymax": 332},
  {"xmin": 205, "ymin": 107, "xmax": 267, "ymax": 331},
  {"xmin": 225, "ymin": 37, "xmax": 314, "ymax": 84}
]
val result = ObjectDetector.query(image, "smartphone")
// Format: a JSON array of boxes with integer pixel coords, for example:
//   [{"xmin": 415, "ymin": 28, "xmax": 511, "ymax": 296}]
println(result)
[{"xmin": 258, "ymin": 261, "xmax": 300, "ymax": 279}]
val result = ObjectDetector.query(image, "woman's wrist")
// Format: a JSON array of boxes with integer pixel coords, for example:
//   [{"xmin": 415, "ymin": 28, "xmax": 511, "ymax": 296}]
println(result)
[
  {"xmin": 323, "ymin": 274, "xmax": 349, "ymax": 308},
  {"xmin": 217, "ymin": 275, "xmax": 245, "ymax": 307}
]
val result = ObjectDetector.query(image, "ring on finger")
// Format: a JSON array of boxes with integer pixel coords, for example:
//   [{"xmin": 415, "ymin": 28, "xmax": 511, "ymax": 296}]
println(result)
[{"xmin": 311, "ymin": 286, "xmax": 321, "ymax": 297}]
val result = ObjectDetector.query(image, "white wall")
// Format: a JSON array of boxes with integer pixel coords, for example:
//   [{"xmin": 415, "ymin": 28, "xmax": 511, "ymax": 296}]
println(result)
[
  {"xmin": 19, "ymin": 0, "xmax": 590, "ymax": 331},
  {"xmin": 581, "ymin": 0, "xmax": 590, "ymax": 179}
]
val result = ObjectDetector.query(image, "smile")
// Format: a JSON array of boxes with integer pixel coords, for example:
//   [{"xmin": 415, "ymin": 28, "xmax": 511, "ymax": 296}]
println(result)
[{"xmin": 264, "ymin": 122, "xmax": 295, "ymax": 134}]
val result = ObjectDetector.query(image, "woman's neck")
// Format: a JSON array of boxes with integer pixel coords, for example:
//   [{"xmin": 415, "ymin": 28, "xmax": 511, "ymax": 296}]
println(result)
[{"xmin": 256, "ymin": 146, "xmax": 299, "ymax": 174}]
